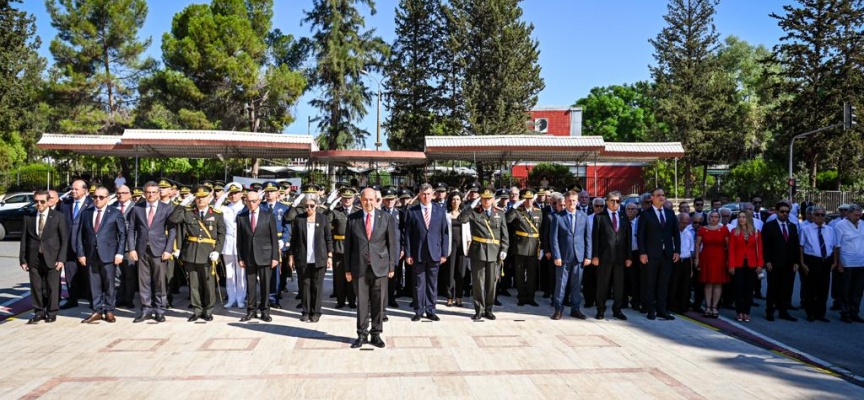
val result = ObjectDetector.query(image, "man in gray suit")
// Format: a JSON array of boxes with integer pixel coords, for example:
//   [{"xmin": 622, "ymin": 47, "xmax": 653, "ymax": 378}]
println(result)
[
  {"xmin": 345, "ymin": 188, "xmax": 399, "ymax": 349},
  {"xmin": 128, "ymin": 182, "xmax": 177, "ymax": 323},
  {"xmin": 549, "ymin": 190, "xmax": 593, "ymax": 320}
]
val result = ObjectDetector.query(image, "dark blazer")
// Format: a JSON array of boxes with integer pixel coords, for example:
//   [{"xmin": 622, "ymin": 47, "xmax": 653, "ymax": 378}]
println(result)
[
  {"xmin": 114, "ymin": 200, "xmax": 135, "ymax": 253},
  {"xmin": 236, "ymin": 208, "xmax": 280, "ymax": 267},
  {"xmin": 76, "ymin": 205, "xmax": 127, "ymax": 264},
  {"xmin": 59, "ymin": 196, "xmax": 93, "ymax": 260},
  {"xmin": 550, "ymin": 209, "xmax": 592, "ymax": 265},
  {"xmin": 637, "ymin": 207, "xmax": 680, "ymax": 259},
  {"xmin": 19, "ymin": 209, "xmax": 68, "ymax": 268},
  {"xmin": 592, "ymin": 209, "xmax": 631, "ymax": 265},
  {"xmin": 344, "ymin": 209, "xmax": 398, "ymax": 278},
  {"xmin": 404, "ymin": 203, "xmax": 449, "ymax": 262},
  {"xmin": 382, "ymin": 206, "xmax": 403, "ymax": 256},
  {"xmin": 541, "ymin": 206, "xmax": 555, "ymax": 254},
  {"xmin": 127, "ymin": 201, "xmax": 177, "ymax": 257},
  {"xmin": 761, "ymin": 219, "xmax": 799, "ymax": 268},
  {"xmin": 290, "ymin": 212, "xmax": 334, "ymax": 268}
]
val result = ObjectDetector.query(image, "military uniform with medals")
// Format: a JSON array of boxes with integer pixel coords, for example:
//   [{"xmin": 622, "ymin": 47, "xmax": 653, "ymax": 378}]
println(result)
[
  {"xmin": 458, "ymin": 188, "xmax": 509, "ymax": 319},
  {"xmin": 505, "ymin": 189, "xmax": 542, "ymax": 306},
  {"xmin": 330, "ymin": 187, "xmax": 359, "ymax": 308}
]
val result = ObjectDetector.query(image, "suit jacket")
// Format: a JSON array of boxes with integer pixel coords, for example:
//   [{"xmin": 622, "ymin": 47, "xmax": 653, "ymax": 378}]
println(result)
[
  {"xmin": 404, "ymin": 203, "xmax": 449, "ymax": 263},
  {"xmin": 236, "ymin": 209, "xmax": 280, "ymax": 267},
  {"xmin": 19, "ymin": 209, "xmax": 68, "ymax": 268},
  {"xmin": 728, "ymin": 229, "xmax": 764, "ymax": 268},
  {"xmin": 592, "ymin": 209, "xmax": 631, "ymax": 265},
  {"xmin": 260, "ymin": 201, "xmax": 290, "ymax": 249},
  {"xmin": 541, "ymin": 206, "xmax": 555, "ymax": 254},
  {"xmin": 382, "ymin": 206, "xmax": 404, "ymax": 256},
  {"xmin": 127, "ymin": 201, "xmax": 177, "ymax": 257},
  {"xmin": 344, "ymin": 209, "xmax": 398, "ymax": 278},
  {"xmin": 637, "ymin": 207, "xmax": 680, "ymax": 259},
  {"xmin": 76, "ymin": 205, "xmax": 127, "ymax": 264},
  {"xmin": 290, "ymin": 211, "xmax": 334, "ymax": 268},
  {"xmin": 550, "ymin": 209, "xmax": 592, "ymax": 265},
  {"xmin": 761, "ymin": 219, "xmax": 799, "ymax": 268},
  {"xmin": 59, "ymin": 196, "xmax": 93, "ymax": 260}
]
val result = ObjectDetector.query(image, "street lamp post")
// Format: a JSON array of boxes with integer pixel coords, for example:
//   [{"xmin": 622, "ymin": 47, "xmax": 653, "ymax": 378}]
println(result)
[{"xmin": 360, "ymin": 69, "xmax": 383, "ymax": 150}]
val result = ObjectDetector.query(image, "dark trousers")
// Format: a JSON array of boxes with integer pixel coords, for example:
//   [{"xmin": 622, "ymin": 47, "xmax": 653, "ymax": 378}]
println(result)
[
  {"xmin": 29, "ymin": 255, "xmax": 61, "ymax": 316},
  {"xmin": 279, "ymin": 251, "xmax": 290, "ymax": 292},
  {"xmin": 831, "ymin": 269, "xmax": 842, "ymax": 306},
  {"xmin": 355, "ymin": 266, "xmax": 386, "ymax": 335},
  {"xmin": 413, "ymin": 259, "xmax": 440, "ymax": 315},
  {"xmin": 116, "ymin": 257, "xmax": 137, "ymax": 305},
  {"xmin": 803, "ymin": 255, "xmax": 831, "ymax": 318},
  {"xmin": 596, "ymin": 261, "xmax": 625, "ymax": 312},
  {"xmin": 582, "ymin": 265, "xmax": 597, "ymax": 306},
  {"xmin": 472, "ymin": 260, "xmax": 499, "ymax": 313},
  {"xmin": 733, "ymin": 265, "xmax": 756, "ymax": 315},
  {"xmin": 166, "ymin": 258, "xmax": 179, "ymax": 305},
  {"xmin": 447, "ymin": 246, "xmax": 468, "ymax": 300},
  {"xmin": 269, "ymin": 257, "xmax": 281, "ymax": 303},
  {"xmin": 64, "ymin": 260, "xmax": 90, "ymax": 302},
  {"xmin": 540, "ymin": 255, "xmax": 554, "ymax": 295},
  {"xmin": 691, "ymin": 260, "xmax": 704, "ymax": 310},
  {"xmin": 641, "ymin": 255, "xmax": 673, "ymax": 314},
  {"xmin": 333, "ymin": 254, "xmax": 356, "ymax": 306},
  {"xmin": 766, "ymin": 262, "xmax": 796, "ymax": 314},
  {"xmin": 390, "ymin": 258, "xmax": 405, "ymax": 298},
  {"xmin": 839, "ymin": 267, "xmax": 864, "ymax": 318},
  {"xmin": 88, "ymin": 261, "xmax": 116, "ymax": 312},
  {"xmin": 138, "ymin": 254, "xmax": 168, "ymax": 315},
  {"xmin": 499, "ymin": 253, "xmax": 514, "ymax": 292},
  {"xmin": 188, "ymin": 263, "xmax": 216, "ymax": 315},
  {"xmin": 668, "ymin": 258, "xmax": 692, "ymax": 314},
  {"xmin": 514, "ymin": 254, "xmax": 538, "ymax": 302},
  {"xmin": 403, "ymin": 261, "xmax": 415, "ymax": 298},
  {"xmin": 627, "ymin": 250, "xmax": 642, "ymax": 309},
  {"xmin": 798, "ymin": 269, "xmax": 809, "ymax": 308},
  {"xmin": 301, "ymin": 264, "xmax": 326, "ymax": 317},
  {"xmin": 245, "ymin": 264, "xmax": 272, "ymax": 314}
]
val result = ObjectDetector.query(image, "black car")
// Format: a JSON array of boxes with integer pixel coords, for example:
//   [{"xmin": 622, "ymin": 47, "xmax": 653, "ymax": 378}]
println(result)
[{"xmin": 0, "ymin": 200, "xmax": 35, "ymax": 241}]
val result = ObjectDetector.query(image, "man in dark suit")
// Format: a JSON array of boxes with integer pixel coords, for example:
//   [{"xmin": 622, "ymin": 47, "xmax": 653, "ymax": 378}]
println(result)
[
  {"xmin": 762, "ymin": 201, "xmax": 799, "ymax": 322},
  {"xmin": 637, "ymin": 187, "xmax": 680, "ymax": 321},
  {"xmin": 20, "ymin": 190, "xmax": 68, "ymax": 324},
  {"xmin": 404, "ymin": 183, "xmax": 449, "ymax": 321},
  {"xmin": 237, "ymin": 191, "xmax": 281, "ymax": 323},
  {"xmin": 127, "ymin": 182, "xmax": 176, "ymax": 323},
  {"xmin": 591, "ymin": 191, "xmax": 632, "ymax": 320},
  {"xmin": 113, "ymin": 185, "xmax": 137, "ymax": 309},
  {"xmin": 345, "ymin": 188, "xmax": 399, "ymax": 349},
  {"xmin": 58, "ymin": 179, "xmax": 93, "ymax": 309},
  {"xmin": 75, "ymin": 187, "xmax": 126, "ymax": 324}
]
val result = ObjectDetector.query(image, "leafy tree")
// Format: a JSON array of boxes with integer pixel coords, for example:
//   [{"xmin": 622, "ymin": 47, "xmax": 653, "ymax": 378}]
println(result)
[
  {"xmin": 527, "ymin": 163, "xmax": 575, "ymax": 190},
  {"xmin": 302, "ymin": 0, "xmax": 389, "ymax": 151},
  {"xmin": 0, "ymin": 0, "xmax": 46, "ymax": 170},
  {"xmin": 573, "ymin": 82, "xmax": 661, "ymax": 142},
  {"xmin": 141, "ymin": 0, "xmax": 307, "ymax": 177},
  {"xmin": 724, "ymin": 158, "xmax": 786, "ymax": 202}
]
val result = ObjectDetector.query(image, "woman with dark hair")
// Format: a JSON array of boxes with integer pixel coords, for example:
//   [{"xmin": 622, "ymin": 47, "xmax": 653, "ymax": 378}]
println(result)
[
  {"xmin": 728, "ymin": 211, "xmax": 764, "ymax": 322},
  {"xmin": 444, "ymin": 191, "xmax": 471, "ymax": 306}
]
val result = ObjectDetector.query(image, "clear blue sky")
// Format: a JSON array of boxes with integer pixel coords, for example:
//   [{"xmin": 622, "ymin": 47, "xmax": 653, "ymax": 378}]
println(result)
[{"xmin": 22, "ymin": 0, "xmax": 789, "ymax": 150}]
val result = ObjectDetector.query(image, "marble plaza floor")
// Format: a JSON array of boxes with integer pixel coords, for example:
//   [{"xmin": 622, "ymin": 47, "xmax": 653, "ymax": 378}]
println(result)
[{"xmin": 1, "ymin": 287, "xmax": 862, "ymax": 400}]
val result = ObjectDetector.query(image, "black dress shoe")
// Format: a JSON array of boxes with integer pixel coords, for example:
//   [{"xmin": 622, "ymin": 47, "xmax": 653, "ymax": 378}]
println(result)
[
  {"xmin": 295, "ymin": 294, "xmax": 302, "ymax": 300},
  {"xmin": 570, "ymin": 310, "xmax": 587, "ymax": 320},
  {"xmin": 498, "ymin": 290, "xmax": 511, "ymax": 297},
  {"xmin": 815, "ymin": 316, "xmax": 830, "ymax": 323},
  {"xmin": 329, "ymin": 293, "xmax": 336, "ymax": 298},
  {"xmin": 260, "ymin": 314, "xmax": 273, "ymax": 322},
  {"xmin": 300, "ymin": 314, "xmax": 308, "ymax": 322},
  {"xmin": 778, "ymin": 313, "xmax": 798, "ymax": 322},
  {"xmin": 45, "ymin": 315, "xmax": 56, "ymax": 323},
  {"xmin": 595, "ymin": 310, "xmax": 605, "ymax": 320},
  {"xmin": 658, "ymin": 313, "xmax": 675, "ymax": 321},
  {"xmin": 647, "ymin": 311, "xmax": 656, "ymax": 320},
  {"xmin": 493, "ymin": 299, "xmax": 502, "ymax": 306},
  {"xmin": 335, "ymin": 303, "xmax": 345, "ymax": 309},
  {"xmin": 851, "ymin": 316, "xmax": 864, "ymax": 323},
  {"xmin": 188, "ymin": 315, "xmax": 200, "ymax": 322},
  {"xmin": 471, "ymin": 313, "xmax": 482, "ymax": 320},
  {"xmin": 517, "ymin": 301, "xmax": 525, "ymax": 306},
  {"xmin": 388, "ymin": 300, "xmax": 399, "ymax": 308},
  {"xmin": 613, "ymin": 311, "xmax": 627, "ymax": 320},
  {"xmin": 351, "ymin": 335, "xmax": 368, "ymax": 348},
  {"xmin": 484, "ymin": 311, "xmax": 497, "ymax": 320},
  {"xmin": 426, "ymin": 313, "xmax": 440, "ymax": 321},
  {"xmin": 240, "ymin": 312, "xmax": 256, "ymax": 322},
  {"xmin": 841, "ymin": 315, "xmax": 853, "ymax": 323},
  {"xmin": 202, "ymin": 314, "xmax": 214, "ymax": 322},
  {"xmin": 271, "ymin": 302, "xmax": 282, "ymax": 309},
  {"xmin": 154, "ymin": 314, "xmax": 166, "ymax": 323},
  {"xmin": 383, "ymin": 315, "xmax": 389, "ymax": 322},
  {"xmin": 370, "ymin": 334, "xmax": 386, "ymax": 348},
  {"xmin": 348, "ymin": 303, "xmax": 357, "ymax": 309},
  {"xmin": 59, "ymin": 301, "xmax": 78, "ymax": 310},
  {"xmin": 27, "ymin": 314, "xmax": 46, "ymax": 324},
  {"xmin": 528, "ymin": 301, "xmax": 539, "ymax": 307},
  {"xmin": 766, "ymin": 314, "xmax": 775, "ymax": 322},
  {"xmin": 411, "ymin": 314, "xmax": 422, "ymax": 322},
  {"xmin": 133, "ymin": 314, "xmax": 153, "ymax": 323}
]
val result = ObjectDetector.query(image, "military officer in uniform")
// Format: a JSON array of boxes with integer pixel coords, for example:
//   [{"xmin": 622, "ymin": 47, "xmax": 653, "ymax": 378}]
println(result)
[
  {"xmin": 169, "ymin": 185, "xmax": 226, "ymax": 321},
  {"xmin": 260, "ymin": 181, "xmax": 289, "ymax": 308},
  {"xmin": 458, "ymin": 188, "xmax": 509, "ymax": 320},
  {"xmin": 506, "ymin": 188, "xmax": 542, "ymax": 307},
  {"xmin": 330, "ymin": 187, "xmax": 360, "ymax": 308},
  {"xmin": 381, "ymin": 187, "xmax": 404, "ymax": 308}
]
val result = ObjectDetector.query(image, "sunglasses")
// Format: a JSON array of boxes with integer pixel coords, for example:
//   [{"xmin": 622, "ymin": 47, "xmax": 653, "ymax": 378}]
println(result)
[
  {"xmin": 777, "ymin": 209, "xmax": 790, "ymax": 214},
  {"xmin": 35, "ymin": 199, "xmax": 48, "ymax": 204},
  {"xmin": 116, "ymin": 191, "xmax": 130, "ymax": 195},
  {"xmin": 607, "ymin": 199, "xmax": 621, "ymax": 203},
  {"xmin": 305, "ymin": 204, "xmax": 316, "ymax": 209},
  {"xmin": 593, "ymin": 205, "xmax": 604, "ymax": 208},
  {"xmin": 813, "ymin": 213, "xmax": 825, "ymax": 217},
  {"xmin": 92, "ymin": 195, "xmax": 108, "ymax": 200}
]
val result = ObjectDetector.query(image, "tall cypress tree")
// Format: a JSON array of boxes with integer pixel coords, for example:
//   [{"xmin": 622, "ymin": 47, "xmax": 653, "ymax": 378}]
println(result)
[{"xmin": 303, "ymin": 0, "xmax": 389, "ymax": 151}]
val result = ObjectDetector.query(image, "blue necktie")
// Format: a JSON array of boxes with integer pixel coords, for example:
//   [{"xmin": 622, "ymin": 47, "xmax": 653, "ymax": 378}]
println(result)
[{"xmin": 73, "ymin": 201, "xmax": 80, "ymax": 219}]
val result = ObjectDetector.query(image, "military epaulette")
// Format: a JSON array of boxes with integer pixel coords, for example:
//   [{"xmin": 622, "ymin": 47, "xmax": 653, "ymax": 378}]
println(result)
[
  {"xmin": 211, "ymin": 208, "xmax": 222, "ymax": 214},
  {"xmin": 172, "ymin": 200, "xmax": 181, "ymax": 206},
  {"xmin": 280, "ymin": 201, "xmax": 290, "ymax": 206},
  {"xmin": 185, "ymin": 204, "xmax": 194, "ymax": 209}
]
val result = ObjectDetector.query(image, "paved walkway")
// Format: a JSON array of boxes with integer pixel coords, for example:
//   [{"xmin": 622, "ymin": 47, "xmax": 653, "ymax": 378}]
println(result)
[{"xmin": 1, "ymin": 241, "xmax": 862, "ymax": 399}]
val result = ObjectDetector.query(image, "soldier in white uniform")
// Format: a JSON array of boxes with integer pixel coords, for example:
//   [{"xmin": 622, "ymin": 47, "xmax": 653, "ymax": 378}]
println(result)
[{"xmin": 220, "ymin": 183, "xmax": 247, "ymax": 308}]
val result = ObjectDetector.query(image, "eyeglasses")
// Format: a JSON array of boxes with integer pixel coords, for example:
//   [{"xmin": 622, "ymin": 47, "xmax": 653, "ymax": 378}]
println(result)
[
  {"xmin": 145, "ymin": 191, "xmax": 158, "ymax": 195},
  {"xmin": 248, "ymin": 199, "xmax": 261, "ymax": 203},
  {"xmin": 92, "ymin": 195, "xmax": 108, "ymax": 200},
  {"xmin": 777, "ymin": 209, "xmax": 790, "ymax": 214},
  {"xmin": 116, "ymin": 191, "xmax": 130, "ymax": 195},
  {"xmin": 694, "ymin": 203, "xmax": 704, "ymax": 207},
  {"xmin": 305, "ymin": 204, "xmax": 316, "ymax": 209},
  {"xmin": 35, "ymin": 200, "xmax": 48, "ymax": 204},
  {"xmin": 813, "ymin": 213, "xmax": 825, "ymax": 217},
  {"xmin": 607, "ymin": 199, "xmax": 621, "ymax": 203}
]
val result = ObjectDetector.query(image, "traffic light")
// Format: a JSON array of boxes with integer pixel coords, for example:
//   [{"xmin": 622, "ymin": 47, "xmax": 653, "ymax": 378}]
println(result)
[
  {"xmin": 844, "ymin": 102, "xmax": 858, "ymax": 130},
  {"xmin": 788, "ymin": 178, "xmax": 796, "ymax": 197}
]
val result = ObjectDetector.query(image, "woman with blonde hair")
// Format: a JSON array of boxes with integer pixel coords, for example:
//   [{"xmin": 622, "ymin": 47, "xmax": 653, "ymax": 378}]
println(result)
[
  {"xmin": 727, "ymin": 211, "xmax": 764, "ymax": 322},
  {"xmin": 695, "ymin": 210, "xmax": 729, "ymax": 318}
]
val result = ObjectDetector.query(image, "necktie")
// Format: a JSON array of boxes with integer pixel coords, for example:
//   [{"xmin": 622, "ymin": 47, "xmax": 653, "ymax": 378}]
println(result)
[
  {"xmin": 612, "ymin": 212, "xmax": 618, "ymax": 233},
  {"xmin": 818, "ymin": 225, "xmax": 827, "ymax": 259},
  {"xmin": 120, "ymin": 202, "xmax": 125, "ymax": 214},
  {"xmin": 781, "ymin": 223, "xmax": 788, "ymax": 241},
  {"xmin": 200, "ymin": 211, "xmax": 205, "ymax": 220},
  {"xmin": 147, "ymin": 205, "xmax": 155, "ymax": 227},
  {"xmin": 365, "ymin": 212, "xmax": 372, "ymax": 239},
  {"xmin": 659, "ymin": 209, "xmax": 666, "ymax": 228},
  {"xmin": 251, "ymin": 211, "xmax": 256, "ymax": 233},
  {"xmin": 94, "ymin": 209, "xmax": 103, "ymax": 232},
  {"xmin": 423, "ymin": 207, "xmax": 430, "ymax": 229},
  {"xmin": 571, "ymin": 213, "xmax": 576, "ymax": 234},
  {"xmin": 73, "ymin": 201, "xmax": 80, "ymax": 219},
  {"xmin": 38, "ymin": 213, "xmax": 45, "ymax": 237}
]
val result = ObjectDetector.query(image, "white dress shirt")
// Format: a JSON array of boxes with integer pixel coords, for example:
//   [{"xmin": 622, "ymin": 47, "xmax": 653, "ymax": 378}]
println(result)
[
  {"xmin": 36, "ymin": 210, "xmax": 50, "ymax": 236},
  {"xmin": 679, "ymin": 228, "xmax": 694, "ymax": 259},
  {"xmin": 306, "ymin": 221, "xmax": 316, "ymax": 264},
  {"xmin": 834, "ymin": 219, "xmax": 864, "ymax": 267},
  {"xmin": 799, "ymin": 223, "xmax": 836, "ymax": 258},
  {"xmin": 630, "ymin": 217, "xmax": 639, "ymax": 251}
]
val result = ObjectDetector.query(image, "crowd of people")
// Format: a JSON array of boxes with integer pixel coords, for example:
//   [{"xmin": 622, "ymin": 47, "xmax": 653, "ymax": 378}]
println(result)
[{"xmin": 18, "ymin": 178, "xmax": 864, "ymax": 348}]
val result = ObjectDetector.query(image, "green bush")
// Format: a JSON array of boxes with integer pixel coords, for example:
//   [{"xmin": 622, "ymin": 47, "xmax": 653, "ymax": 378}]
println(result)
[
  {"xmin": 527, "ymin": 163, "xmax": 576, "ymax": 189},
  {"xmin": 0, "ymin": 163, "xmax": 60, "ymax": 193}
]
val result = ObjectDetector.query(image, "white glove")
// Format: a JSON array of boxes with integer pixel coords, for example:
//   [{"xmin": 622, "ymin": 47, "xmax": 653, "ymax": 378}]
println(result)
[
  {"xmin": 326, "ymin": 190, "xmax": 339, "ymax": 205},
  {"xmin": 59, "ymin": 190, "xmax": 72, "ymax": 200},
  {"xmin": 329, "ymin": 197, "xmax": 341, "ymax": 210},
  {"xmin": 499, "ymin": 251, "xmax": 507, "ymax": 261},
  {"xmin": 292, "ymin": 193, "xmax": 306, "ymax": 207},
  {"xmin": 471, "ymin": 198, "xmax": 480, "ymax": 209},
  {"xmin": 278, "ymin": 240, "xmax": 285, "ymax": 249},
  {"xmin": 213, "ymin": 192, "xmax": 228, "ymax": 208},
  {"xmin": 209, "ymin": 251, "xmax": 219, "ymax": 262},
  {"xmin": 513, "ymin": 199, "xmax": 525, "ymax": 209},
  {"xmin": 180, "ymin": 195, "xmax": 195, "ymax": 207},
  {"xmin": 172, "ymin": 249, "xmax": 180, "ymax": 258},
  {"xmin": 538, "ymin": 250, "xmax": 544, "ymax": 260}
]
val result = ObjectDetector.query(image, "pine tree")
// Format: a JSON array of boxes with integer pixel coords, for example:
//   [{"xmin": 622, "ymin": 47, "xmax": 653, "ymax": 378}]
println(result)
[{"xmin": 302, "ymin": 0, "xmax": 389, "ymax": 151}]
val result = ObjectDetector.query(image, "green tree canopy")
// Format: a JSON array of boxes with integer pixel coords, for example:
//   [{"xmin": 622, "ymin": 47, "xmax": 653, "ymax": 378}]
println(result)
[{"xmin": 573, "ymin": 82, "xmax": 660, "ymax": 142}]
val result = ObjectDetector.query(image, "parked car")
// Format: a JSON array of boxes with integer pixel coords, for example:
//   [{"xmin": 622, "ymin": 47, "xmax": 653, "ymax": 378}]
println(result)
[
  {"xmin": 0, "ymin": 200, "xmax": 35, "ymax": 241},
  {"xmin": 0, "ymin": 192, "xmax": 34, "ymax": 211},
  {"xmin": 621, "ymin": 194, "xmax": 642, "ymax": 208},
  {"xmin": 722, "ymin": 202, "xmax": 742, "ymax": 214}
]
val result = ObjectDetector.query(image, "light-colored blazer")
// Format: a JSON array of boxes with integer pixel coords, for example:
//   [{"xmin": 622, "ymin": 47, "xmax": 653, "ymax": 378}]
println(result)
[{"xmin": 445, "ymin": 211, "xmax": 471, "ymax": 257}]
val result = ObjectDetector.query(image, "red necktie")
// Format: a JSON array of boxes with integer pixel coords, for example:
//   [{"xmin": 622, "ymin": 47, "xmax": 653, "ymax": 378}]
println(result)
[
  {"xmin": 120, "ymin": 202, "xmax": 125, "ymax": 214},
  {"xmin": 423, "ymin": 207, "xmax": 430, "ymax": 229},
  {"xmin": 781, "ymin": 222, "xmax": 788, "ymax": 241},
  {"xmin": 147, "ymin": 205, "xmax": 155, "ymax": 227},
  {"xmin": 94, "ymin": 209, "xmax": 103, "ymax": 232},
  {"xmin": 365, "ymin": 212, "xmax": 372, "ymax": 239},
  {"xmin": 251, "ymin": 211, "xmax": 256, "ymax": 233},
  {"xmin": 612, "ymin": 212, "xmax": 618, "ymax": 233}
]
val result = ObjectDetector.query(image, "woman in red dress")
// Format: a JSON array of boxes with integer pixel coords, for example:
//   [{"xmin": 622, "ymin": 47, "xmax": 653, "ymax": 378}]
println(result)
[{"xmin": 695, "ymin": 211, "xmax": 729, "ymax": 318}]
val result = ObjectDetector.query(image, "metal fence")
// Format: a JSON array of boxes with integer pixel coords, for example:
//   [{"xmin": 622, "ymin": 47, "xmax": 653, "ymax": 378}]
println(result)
[{"xmin": 794, "ymin": 190, "xmax": 863, "ymax": 212}]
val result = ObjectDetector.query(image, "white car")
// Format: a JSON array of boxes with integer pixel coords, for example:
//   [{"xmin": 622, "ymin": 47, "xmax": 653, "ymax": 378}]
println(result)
[{"xmin": 0, "ymin": 192, "xmax": 34, "ymax": 211}]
